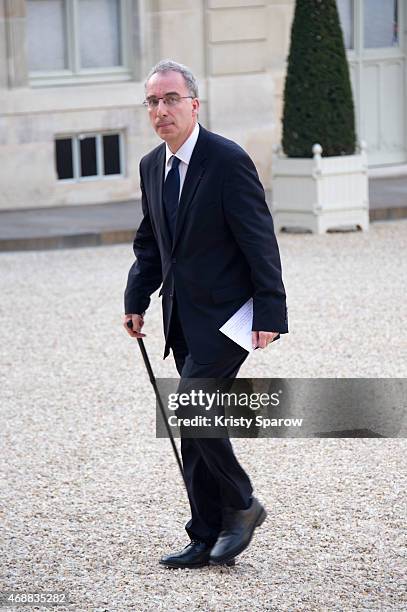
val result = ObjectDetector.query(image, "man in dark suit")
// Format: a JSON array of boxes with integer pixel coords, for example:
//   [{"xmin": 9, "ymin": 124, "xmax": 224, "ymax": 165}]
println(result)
[{"xmin": 124, "ymin": 60, "xmax": 288, "ymax": 568}]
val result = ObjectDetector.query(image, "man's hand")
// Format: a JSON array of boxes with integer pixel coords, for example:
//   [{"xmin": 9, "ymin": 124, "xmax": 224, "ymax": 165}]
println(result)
[
  {"xmin": 252, "ymin": 331, "xmax": 279, "ymax": 349},
  {"xmin": 123, "ymin": 313, "xmax": 146, "ymax": 338}
]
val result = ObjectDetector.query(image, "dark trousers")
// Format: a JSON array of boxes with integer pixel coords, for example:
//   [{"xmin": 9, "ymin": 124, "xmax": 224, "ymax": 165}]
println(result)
[{"xmin": 168, "ymin": 300, "xmax": 253, "ymax": 545}]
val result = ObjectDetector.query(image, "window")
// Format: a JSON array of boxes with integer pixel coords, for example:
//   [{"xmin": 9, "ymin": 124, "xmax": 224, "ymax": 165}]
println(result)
[
  {"xmin": 79, "ymin": 0, "xmax": 121, "ymax": 69},
  {"xmin": 337, "ymin": 0, "xmax": 354, "ymax": 50},
  {"xmin": 26, "ymin": 0, "xmax": 131, "ymax": 84},
  {"xmin": 364, "ymin": 0, "xmax": 399, "ymax": 48},
  {"xmin": 26, "ymin": 0, "xmax": 67, "ymax": 71},
  {"xmin": 55, "ymin": 133, "xmax": 124, "ymax": 182},
  {"xmin": 55, "ymin": 139, "xmax": 73, "ymax": 180}
]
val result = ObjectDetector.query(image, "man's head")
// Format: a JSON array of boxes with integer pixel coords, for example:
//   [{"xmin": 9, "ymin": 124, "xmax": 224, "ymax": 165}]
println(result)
[{"xmin": 144, "ymin": 59, "xmax": 200, "ymax": 152}]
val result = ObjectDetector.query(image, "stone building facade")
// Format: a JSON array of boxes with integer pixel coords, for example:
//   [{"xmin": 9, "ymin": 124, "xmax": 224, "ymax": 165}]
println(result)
[{"xmin": 0, "ymin": 0, "xmax": 405, "ymax": 209}]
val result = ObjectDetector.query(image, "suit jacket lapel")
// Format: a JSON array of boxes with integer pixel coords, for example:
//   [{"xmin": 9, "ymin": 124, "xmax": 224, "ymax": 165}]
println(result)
[
  {"xmin": 172, "ymin": 127, "xmax": 208, "ymax": 252},
  {"xmin": 151, "ymin": 144, "xmax": 172, "ymax": 252}
]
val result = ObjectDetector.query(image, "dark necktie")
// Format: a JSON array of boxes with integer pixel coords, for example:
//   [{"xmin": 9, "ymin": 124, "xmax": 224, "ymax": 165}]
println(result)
[{"xmin": 163, "ymin": 155, "xmax": 181, "ymax": 240}]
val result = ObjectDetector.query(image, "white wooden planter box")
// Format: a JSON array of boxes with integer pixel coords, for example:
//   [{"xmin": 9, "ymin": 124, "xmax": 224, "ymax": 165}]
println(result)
[{"xmin": 271, "ymin": 143, "xmax": 369, "ymax": 234}]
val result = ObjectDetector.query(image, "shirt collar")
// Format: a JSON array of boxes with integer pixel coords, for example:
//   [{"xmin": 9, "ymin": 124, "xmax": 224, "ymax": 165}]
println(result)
[{"xmin": 165, "ymin": 123, "xmax": 200, "ymax": 168}]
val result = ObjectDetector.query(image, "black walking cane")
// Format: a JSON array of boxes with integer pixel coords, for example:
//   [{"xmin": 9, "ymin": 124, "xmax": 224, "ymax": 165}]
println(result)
[{"xmin": 127, "ymin": 321, "xmax": 187, "ymax": 491}]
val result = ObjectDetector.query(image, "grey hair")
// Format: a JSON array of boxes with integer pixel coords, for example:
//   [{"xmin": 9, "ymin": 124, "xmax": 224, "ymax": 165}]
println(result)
[{"xmin": 144, "ymin": 59, "xmax": 199, "ymax": 98}]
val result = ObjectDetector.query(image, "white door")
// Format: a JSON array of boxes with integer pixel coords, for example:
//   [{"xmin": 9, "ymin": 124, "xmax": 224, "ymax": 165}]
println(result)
[{"xmin": 337, "ymin": 0, "xmax": 407, "ymax": 166}]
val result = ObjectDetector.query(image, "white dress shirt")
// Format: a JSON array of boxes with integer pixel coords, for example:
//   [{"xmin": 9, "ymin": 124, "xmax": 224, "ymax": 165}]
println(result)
[{"xmin": 164, "ymin": 123, "xmax": 200, "ymax": 201}]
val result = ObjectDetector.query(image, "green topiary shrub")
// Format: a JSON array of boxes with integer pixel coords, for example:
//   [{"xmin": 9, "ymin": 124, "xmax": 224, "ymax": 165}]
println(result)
[{"xmin": 282, "ymin": 0, "xmax": 356, "ymax": 158}]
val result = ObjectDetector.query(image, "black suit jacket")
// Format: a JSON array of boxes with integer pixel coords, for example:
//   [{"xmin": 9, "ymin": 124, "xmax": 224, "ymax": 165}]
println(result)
[{"xmin": 125, "ymin": 125, "xmax": 288, "ymax": 363}]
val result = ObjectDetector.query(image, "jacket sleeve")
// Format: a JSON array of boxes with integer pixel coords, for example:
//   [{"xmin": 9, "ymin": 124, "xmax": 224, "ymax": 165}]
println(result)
[
  {"xmin": 222, "ymin": 149, "xmax": 288, "ymax": 333},
  {"xmin": 124, "ymin": 168, "xmax": 163, "ymax": 315}
]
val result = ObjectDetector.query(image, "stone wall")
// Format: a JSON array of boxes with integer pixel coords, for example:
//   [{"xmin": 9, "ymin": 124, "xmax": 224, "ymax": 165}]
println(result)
[{"xmin": 0, "ymin": 0, "xmax": 294, "ymax": 209}]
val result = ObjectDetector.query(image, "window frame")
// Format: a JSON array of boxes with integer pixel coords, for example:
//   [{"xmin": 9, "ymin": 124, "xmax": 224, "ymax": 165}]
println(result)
[
  {"xmin": 361, "ymin": 0, "xmax": 402, "ymax": 58},
  {"xmin": 28, "ymin": 0, "xmax": 133, "ymax": 86},
  {"xmin": 340, "ymin": 0, "xmax": 404, "ymax": 62},
  {"xmin": 55, "ymin": 131, "xmax": 125, "ymax": 183},
  {"xmin": 337, "ymin": 0, "xmax": 355, "ymax": 52}
]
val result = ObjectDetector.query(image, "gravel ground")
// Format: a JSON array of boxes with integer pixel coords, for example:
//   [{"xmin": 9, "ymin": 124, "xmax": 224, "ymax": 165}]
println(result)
[{"xmin": 1, "ymin": 220, "xmax": 406, "ymax": 611}]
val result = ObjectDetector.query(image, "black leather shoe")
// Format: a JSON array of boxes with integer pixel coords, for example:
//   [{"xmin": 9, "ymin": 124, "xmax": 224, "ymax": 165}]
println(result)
[
  {"xmin": 159, "ymin": 540, "xmax": 235, "ymax": 569},
  {"xmin": 209, "ymin": 497, "xmax": 267, "ymax": 565}
]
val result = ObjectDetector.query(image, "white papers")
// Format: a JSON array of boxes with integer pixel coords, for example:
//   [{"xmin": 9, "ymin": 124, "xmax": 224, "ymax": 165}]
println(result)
[{"xmin": 219, "ymin": 298, "xmax": 253, "ymax": 353}]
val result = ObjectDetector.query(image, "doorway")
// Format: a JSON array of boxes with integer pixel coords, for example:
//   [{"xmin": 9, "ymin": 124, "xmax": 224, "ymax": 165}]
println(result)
[{"xmin": 338, "ymin": 0, "xmax": 407, "ymax": 166}]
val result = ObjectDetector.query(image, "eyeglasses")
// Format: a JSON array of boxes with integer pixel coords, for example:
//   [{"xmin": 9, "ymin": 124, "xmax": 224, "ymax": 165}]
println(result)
[{"xmin": 143, "ymin": 94, "xmax": 194, "ymax": 109}]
